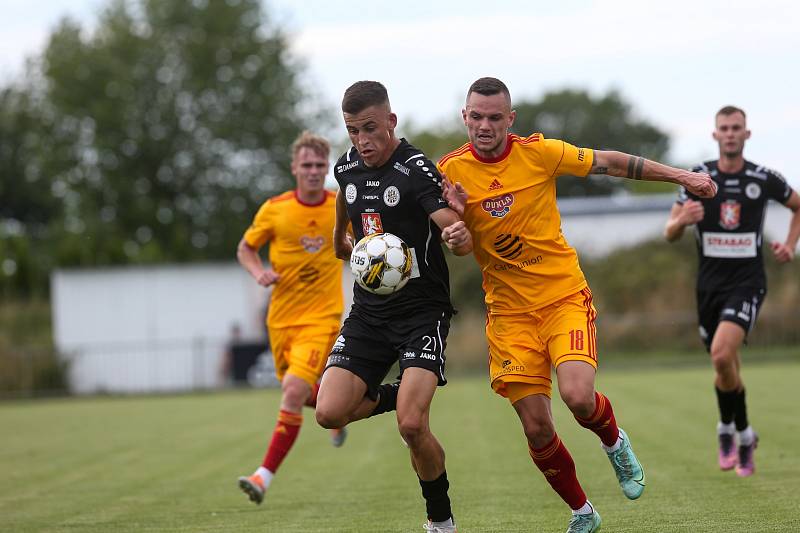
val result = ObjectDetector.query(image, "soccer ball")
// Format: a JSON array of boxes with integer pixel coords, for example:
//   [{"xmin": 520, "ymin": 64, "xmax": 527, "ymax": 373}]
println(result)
[{"xmin": 350, "ymin": 232, "xmax": 413, "ymax": 295}]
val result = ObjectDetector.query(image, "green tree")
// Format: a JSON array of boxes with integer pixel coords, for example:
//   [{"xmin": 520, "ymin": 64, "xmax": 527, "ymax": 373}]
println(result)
[
  {"xmin": 0, "ymin": 0, "xmax": 324, "ymax": 296},
  {"xmin": 512, "ymin": 89, "xmax": 671, "ymax": 196}
]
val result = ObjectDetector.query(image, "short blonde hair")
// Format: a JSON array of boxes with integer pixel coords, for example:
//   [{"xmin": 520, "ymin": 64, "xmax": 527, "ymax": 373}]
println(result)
[{"xmin": 292, "ymin": 131, "xmax": 330, "ymax": 159}]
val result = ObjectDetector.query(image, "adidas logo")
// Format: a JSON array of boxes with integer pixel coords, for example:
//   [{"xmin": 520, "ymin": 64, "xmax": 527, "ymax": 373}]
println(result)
[{"xmin": 488, "ymin": 178, "xmax": 503, "ymax": 191}]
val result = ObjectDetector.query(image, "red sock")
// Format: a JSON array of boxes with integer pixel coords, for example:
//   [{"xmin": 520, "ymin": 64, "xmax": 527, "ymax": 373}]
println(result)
[
  {"xmin": 304, "ymin": 382, "xmax": 320, "ymax": 408},
  {"xmin": 529, "ymin": 434, "xmax": 587, "ymax": 510},
  {"xmin": 261, "ymin": 410, "xmax": 303, "ymax": 473},
  {"xmin": 575, "ymin": 391, "xmax": 619, "ymax": 447}
]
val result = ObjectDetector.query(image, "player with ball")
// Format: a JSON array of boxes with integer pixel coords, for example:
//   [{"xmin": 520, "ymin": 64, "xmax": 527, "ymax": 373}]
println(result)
[{"xmin": 315, "ymin": 81, "xmax": 471, "ymax": 533}]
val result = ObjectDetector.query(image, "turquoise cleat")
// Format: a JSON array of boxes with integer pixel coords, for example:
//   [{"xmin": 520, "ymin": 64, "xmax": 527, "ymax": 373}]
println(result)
[
  {"xmin": 606, "ymin": 428, "xmax": 646, "ymax": 500},
  {"xmin": 566, "ymin": 510, "xmax": 601, "ymax": 533}
]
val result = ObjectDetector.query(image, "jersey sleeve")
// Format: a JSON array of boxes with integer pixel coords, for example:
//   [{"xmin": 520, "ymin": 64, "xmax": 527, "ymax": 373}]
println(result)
[
  {"xmin": 242, "ymin": 200, "xmax": 275, "ymax": 248},
  {"xmin": 411, "ymin": 156, "xmax": 449, "ymax": 215},
  {"xmin": 540, "ymin": 138, "xmax": 593, "ymax": 178},
  {"xmin": 765, "ymin": 168, "xmax": 793, "ymax": 204}
]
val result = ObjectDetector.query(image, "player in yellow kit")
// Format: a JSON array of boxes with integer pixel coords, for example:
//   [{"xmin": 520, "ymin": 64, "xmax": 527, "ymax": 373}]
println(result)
[
  {"xmin": 235, "ymin": 131, "xmax": 346, "ymax": 505},
  {"xmin": 439, "ymin": 78, "xmax": 717, "ymax": 533}
]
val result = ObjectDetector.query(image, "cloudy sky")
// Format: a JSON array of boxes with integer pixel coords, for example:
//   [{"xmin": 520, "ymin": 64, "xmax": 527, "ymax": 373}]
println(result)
[{"xmin": 2, "ymin": 0, "xmax": 799, "ymax": 186}]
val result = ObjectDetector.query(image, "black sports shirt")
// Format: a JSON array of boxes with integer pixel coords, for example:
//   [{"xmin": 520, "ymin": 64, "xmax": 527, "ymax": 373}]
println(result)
[
  {"xmin": 334, "ymin": 139, "xmax": 453, "ymax": 318},
  {"xmin": 678, "ymin": 159, "xmax": 793, "ymax": 292}
]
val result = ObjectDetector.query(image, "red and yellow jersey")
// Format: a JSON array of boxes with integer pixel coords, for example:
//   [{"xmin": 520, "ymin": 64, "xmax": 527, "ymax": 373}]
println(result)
[
  {"xmin": 438, "ymin": 133, "xmax": 593, "ymax": 313},
  {"xmin": 243, "ymin": 190, "xmax": 343, "ymax": 328}
]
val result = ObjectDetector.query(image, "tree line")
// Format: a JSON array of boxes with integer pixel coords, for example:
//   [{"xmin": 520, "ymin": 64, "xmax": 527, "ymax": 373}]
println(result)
[{"xmin": 0, "ymin": 0, "xmax": 671, "ymax": 298}]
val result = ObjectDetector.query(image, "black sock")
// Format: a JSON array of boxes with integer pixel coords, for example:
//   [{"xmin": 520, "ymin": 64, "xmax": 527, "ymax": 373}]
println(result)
[
  {"xmin": 733, "ymin": 388, "xmax": 749, "ymax": 431},
  {"xmin": 368, "ymin": 381, "xmax": 400, "ymax": 418},
  {"xmin": 419, "ymin": 471, "xmax": 452, "ymax": 523},
  {"xmin": 715, "ymin": 386, "xmax": 737, "ymax": 425}
]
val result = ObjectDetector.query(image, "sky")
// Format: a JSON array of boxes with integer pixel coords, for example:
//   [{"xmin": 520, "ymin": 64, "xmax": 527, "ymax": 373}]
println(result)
[{"xmin": 2, "ymin": 0, "xmax": 799, "ymax": 187}]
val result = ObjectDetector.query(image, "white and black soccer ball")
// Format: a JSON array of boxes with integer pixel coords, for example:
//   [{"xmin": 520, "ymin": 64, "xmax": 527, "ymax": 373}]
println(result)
[{"xmin": 350, "ymin": 232, "xmax": 413, "ymax": 295}]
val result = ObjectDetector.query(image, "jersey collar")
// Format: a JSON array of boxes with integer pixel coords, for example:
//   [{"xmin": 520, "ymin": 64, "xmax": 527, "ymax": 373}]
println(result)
[{"xmin": 469, "ymin": 134, "xmax": 514, "ymax": 164}]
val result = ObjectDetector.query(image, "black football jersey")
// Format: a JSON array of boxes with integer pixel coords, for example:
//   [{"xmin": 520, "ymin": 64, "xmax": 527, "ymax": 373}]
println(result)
[
  {"xmin": 334, "ymin": 139, "xmax": 453, "ymax": 318},
  {"xmin": 678, "ymin": 159, "xmax": 793, "ymax": 292}
]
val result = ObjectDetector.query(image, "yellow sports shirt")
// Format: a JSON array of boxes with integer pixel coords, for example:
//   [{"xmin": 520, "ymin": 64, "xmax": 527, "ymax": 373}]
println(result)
[
  {"xmin": 243, "ymin": 190, "xmax": 343, "ymax": 328},
  {"xmin": 438, "ymin": 134, "xmax": 593, "ymax": 313}
]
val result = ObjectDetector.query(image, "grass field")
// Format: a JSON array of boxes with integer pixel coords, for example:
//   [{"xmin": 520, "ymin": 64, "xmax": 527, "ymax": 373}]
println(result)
[{"xmin": 1, "ymin": 360, "xmax": 799, "ymax": 532}]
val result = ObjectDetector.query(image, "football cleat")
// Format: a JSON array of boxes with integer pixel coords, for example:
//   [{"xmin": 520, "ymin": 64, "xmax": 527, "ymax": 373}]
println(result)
[
  {"xmin": 735, "ymin": 434, "xmax": 758, "ymax": 477},
  {"xmin": 605, "ymin": 428, "xmax": 646, "ymax": 500},
  {"xmin": 330, "ymin": 427, "xmax": 348, "ymax": 448},
  {"xmin": 718, "ymin": 432, "xmax": 737, "ymax": 471},
  {"xmin": 566, "ymin": 510, "xmax": 602, "ymax": 533},
  {"xmin": 237, "ymin": 474, "xmax": 265, "ymax": 505},
  {"xmin": 423, "ymin": 519, "xmax": 457, "ymax": 532}
]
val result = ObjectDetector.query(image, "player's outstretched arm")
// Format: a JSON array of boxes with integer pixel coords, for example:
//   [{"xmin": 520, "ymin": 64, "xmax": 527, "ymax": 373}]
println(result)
[
  {"xmin": 591, "ymin": 150, "xmax": 718, "ymax": 198},
  {"xmin": 431, "ymin": 209, "xmax": 473, "ymax": 256},
  {"xmin": 333, "ymin": 189, "xmax": 354, "ymax": 260},
  {"xmin": 772, "ymin": 190, "xmax": 800, "ymax": 263},
  {"xmin": 664, "ymin": 200, "xmax": 705, "ymax": 242},
  {"xmin": 236, "ymin": 238, "xmax": 280, "ymax": 287}
]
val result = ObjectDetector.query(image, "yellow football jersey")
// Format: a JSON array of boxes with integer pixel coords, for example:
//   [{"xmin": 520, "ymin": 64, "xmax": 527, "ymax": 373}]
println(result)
[
  {"xmin": 438, "ymin": 134, "xmax": 593, "ymax": 313},
  {"xmin": 243, "ymin": 190, "xmax": 343, "ymax": 328}
]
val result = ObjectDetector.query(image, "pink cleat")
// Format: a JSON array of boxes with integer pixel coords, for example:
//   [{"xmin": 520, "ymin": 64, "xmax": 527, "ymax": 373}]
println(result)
[
  {"xmin": 735, "ymin": 434, "xmax": 758, "ymax": 477},
  {"xmin": 718, "ymin": 433, "xmax": 737, "ymax": 471}
]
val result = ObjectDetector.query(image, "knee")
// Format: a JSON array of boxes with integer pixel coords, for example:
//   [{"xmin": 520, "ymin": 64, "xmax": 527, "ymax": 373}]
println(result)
[
  {"xmin": 397, "ymin": 414, "xmax": 428, "ymax": 447},
  {"xmin": 521, "ymin": 415, "xmax": 555, "ymax": 447},
  {"xmin": 282, "ymin": 380, "xmax": 310, "ymax": 411},
  {"xmin": 710, "ymin": 344, "xmax": 735, "ymax": 371},
  {"xmin": 560, "ymin": 386, "xmax": 595, "ymax": 419},
  {"xmin": 315, "ymin": 405, "xmax": 346, "ymax": 429}
]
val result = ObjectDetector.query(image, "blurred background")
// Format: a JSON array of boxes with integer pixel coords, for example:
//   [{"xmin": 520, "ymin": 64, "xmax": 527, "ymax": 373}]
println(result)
[{"xmin": 1, "ymin": 0, "xmax": 798, "ymax": 397}]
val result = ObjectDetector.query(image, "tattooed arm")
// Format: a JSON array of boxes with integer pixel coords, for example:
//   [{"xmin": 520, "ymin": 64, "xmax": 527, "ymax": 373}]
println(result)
[{"xmin": 590, "ymin": 151, "xmax": 718, "ymax": 198}]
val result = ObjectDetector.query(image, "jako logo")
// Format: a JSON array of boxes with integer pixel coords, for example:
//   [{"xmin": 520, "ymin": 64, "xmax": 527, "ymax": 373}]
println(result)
[{"xmin": 481, "ymin": 193, "xmax": 514, "ymax": 218}]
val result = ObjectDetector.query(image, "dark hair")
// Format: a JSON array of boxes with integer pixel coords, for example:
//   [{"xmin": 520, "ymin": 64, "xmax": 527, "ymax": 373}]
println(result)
[
  {"xmin": 716, "ymin": 105, "xmax": 746, "ymax": 119},
  {"xmin": 342, "ymin": 81, "xmax": 390, "ymax": 114},
  {"xmin": 467, "ymin": 77, "xmax": 511, "ymax": 101}
]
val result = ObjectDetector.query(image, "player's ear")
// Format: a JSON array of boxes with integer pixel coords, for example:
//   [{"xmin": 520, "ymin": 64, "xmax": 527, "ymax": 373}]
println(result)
[
  {"xmin": 508, "ymin": 109, "xmax": 516, "ymax": 128},
  {"xmin": 461, "ymin": 108, "xmax": 468, "ymax": 124},
  {"xmin": 712, "ymin": 129, "xmax": 720, "ymax": 142},
  {"xmin": 388, "ymin": 112, "xmax": 398, "ymax": 130},
  {"xmin": 744, "ymin": 128, "xmax": 751, "ymax": 140}
]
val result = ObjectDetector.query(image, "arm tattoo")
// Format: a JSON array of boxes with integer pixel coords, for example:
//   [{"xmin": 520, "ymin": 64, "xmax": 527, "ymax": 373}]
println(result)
[
  {"xmin": 593, "ymin": 166, "xmax": 608, "ymax": 174},
  {"xmin": 627, "ymin": 156, "xmax": 645, "ymax": 180}
]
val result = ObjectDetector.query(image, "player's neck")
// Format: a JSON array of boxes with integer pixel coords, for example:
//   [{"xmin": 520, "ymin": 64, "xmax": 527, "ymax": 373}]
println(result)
[
  {"xmin": 295, "ymin": 188, "xmax": 325, "ymax": 206},
  {"xmin": 718, "ymin": 154, "xmax": 745, "ymax": 174}
]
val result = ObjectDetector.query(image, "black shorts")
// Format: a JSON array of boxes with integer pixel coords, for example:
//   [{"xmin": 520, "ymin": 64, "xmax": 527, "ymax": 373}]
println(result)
[
  {"xmin": 696, "ymin": 287, "xmax": 766, "ymax": 351},
  {"xmin": 324, "ymin": 306, "xmax": 451, "ymax": 400}
]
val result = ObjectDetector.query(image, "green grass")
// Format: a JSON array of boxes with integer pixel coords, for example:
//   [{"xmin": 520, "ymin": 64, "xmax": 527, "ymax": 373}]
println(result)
[{"xmin": 1, "ymin": 361, "xmax": 799, "ymax": 532}]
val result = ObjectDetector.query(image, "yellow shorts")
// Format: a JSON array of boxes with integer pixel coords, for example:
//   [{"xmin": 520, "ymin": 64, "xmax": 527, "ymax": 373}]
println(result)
[
  {"xmin": 487, "ymin": 288, "xmax": 598, "ymax": 402},
  {"xmin": 268, "ymin": 322, "xmax": 340, "ymax": 387}
]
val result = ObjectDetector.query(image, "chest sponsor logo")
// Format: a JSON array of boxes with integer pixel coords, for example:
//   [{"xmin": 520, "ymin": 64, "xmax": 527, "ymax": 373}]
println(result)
[
  {"xmin": 481, "ymin": 193, "xmax": 515, "ymax": 218},
  {"xmin": 300, "ymin": 235, "xmax": 324, "ymax": 253},
  {"xmin": 361, "ymin": 212, "xmax": 384, "ymax": 235},
  {"xmin": 366, "ymin": 180, "xmax": 380, "ymax": 187},
  {"xmin": 493, "ymin": 234, "xmax": 523, "ymax": 260},
  {"xmin": 337, "ymin": 161, "xmax": 359, "ymax": 173},
  {"xmin": 298, "ymin": 265, "xmax": 320, "ymax": 283},
  {"xmin": 362, "ymin": 194, "xmax": 379, "ymax": 200},
  {"xmin": 702, "ymin": 232, "xmax": 757, "ymax": 258},
  {"xmin": 383, "ymin": 186, "xmax": 400, "ymax": 207},
  {"xmin": 393, "ymin": 162, "xmax": 410, "ymax": 176},
  {"xmin": 745, "ymin": 182, "xmax": 762, "ymax": 199},
  {"xmin": 719, "ymin": 199, "xmax": 741, "ymax": 230},
  {"xmin": 345, "ymin": 183, "xmax": 357, "ymax": 204}
]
